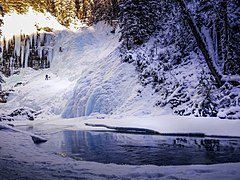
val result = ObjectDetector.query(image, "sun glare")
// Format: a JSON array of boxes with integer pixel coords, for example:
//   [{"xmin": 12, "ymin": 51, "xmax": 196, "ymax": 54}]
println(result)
[{"xmin": 2, "ymin": 8, "xmax": 65, "ymax": 40}]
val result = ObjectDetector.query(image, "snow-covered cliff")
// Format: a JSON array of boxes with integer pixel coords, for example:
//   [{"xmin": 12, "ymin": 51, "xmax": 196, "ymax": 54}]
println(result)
[{"xmin": 1, "ymin": 22, "xmax": 156, "ymax": 118}]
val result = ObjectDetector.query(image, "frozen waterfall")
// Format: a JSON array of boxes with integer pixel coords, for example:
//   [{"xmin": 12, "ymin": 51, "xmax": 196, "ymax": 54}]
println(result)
[{"xmin": 0, "ymin": 32, "xmax": 54, "ymax": 76}]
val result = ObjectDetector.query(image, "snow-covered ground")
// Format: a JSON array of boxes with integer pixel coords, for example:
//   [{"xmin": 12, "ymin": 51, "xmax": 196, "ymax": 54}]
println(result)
[{"xmin": 0, "ymin": 10, "xmax": 240, "ymax": 179}]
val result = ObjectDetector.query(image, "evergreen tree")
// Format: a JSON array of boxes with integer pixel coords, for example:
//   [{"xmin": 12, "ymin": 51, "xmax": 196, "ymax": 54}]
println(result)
[
  {"xmin": 110, "ymin": 0, "xmax": 119, "ymax": 20},
  {"xmin": 75, "ymin": 0, "xmax": 92, "ymax": 23},
  {"xmin": 177, "ymin": 0, "xmax": 223, "ymax": 87},
  {"xmin": 46, "ymin": 0, "xmax": 56, "ymax": 16},
  {"xmin": 181, "ymin": 0, "xmax": 240, "ymax": 83},
  {"xmin": 90, "ymin": 0, "xmax": 119, "ymax": 24},
  {"xmin": 0, "ymin": 5, "xmax": 3, "ymax": 37},
  {"xmin": 54, "ymin": 0, "xmax": 76, "ymax": 27},
  {"xmin": 225, "ymin": 0, "xmax": 240, "ymax": 75},
  {"xmin": 75, "ymin": 0, "xmax": 81, "ymax": 17},
  {"xmin": 119, "ymin": 0, "xmax": 158, "ymax": 49},
  {"xmin": 0, "ymin": 5, "xmax": 4, "ymax": 87},
  {"xmin": 1, "ymin": 0, "xmax": 29, "ymax": 14}
]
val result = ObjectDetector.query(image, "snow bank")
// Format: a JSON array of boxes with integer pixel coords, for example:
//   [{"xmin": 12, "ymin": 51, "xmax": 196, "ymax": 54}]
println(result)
[{"xmin": 33, "ymin": 114, "xmax": 240, "ymax": 138}]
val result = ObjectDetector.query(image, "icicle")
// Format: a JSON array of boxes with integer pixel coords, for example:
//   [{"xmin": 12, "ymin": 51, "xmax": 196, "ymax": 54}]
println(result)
[
  {"xmin": 14, "ymin": 35, "xmax": 21, "ymax": 57},
  {"xmin": 37, "ymin": 34, "xmax": 41, "ymax": 48},
  {"xmin": 34, "ymin": 33, "xmax": 37, "ymax": 47},
  {"xmin": 6, "ymin": 40, "xmax": 9, "ymax": 52},
  {"xmin": 38, "ymin": 46, "xmax": 43, "ymax": 59},
  {"xmin": 40, "ymin": 33, "xmax": 45, "ymax": 44},
  {"xmin": 29, "ymin": 34, "xmax": 33, "ymax": 47},
  {"xmin": 21, "ymin": 44, "xmax": 24, "ymax": 68},
  {"xmin": 47, "ymin": 47, "xmax": 53, "ymax": 64},
  {"xmin": 25, "ymin": 39, "xmax": 30, "ymax": 68},
  {"xmin": 10, "ymin": 57, "xmax": 14, "ymax": 76}
]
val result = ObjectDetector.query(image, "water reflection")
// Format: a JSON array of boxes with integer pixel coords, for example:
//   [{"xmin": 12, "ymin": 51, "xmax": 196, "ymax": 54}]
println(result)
[{"xmin": 40, "ymin": 130, "xmax": 240, "ymax": 166}]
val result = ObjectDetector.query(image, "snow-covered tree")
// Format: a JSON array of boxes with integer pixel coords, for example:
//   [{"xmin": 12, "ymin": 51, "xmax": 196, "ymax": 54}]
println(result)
[
  {"xmin": 54, "ymin": 0, "xmax": 76, "ymax": 27},
  {"xmin": 224, "ymin": 0, "xmax": 240, "ymax": 76},
  {"xmin": 178, "ymin": 0, "xmax": 240, "ymax": 86},
  {"xmin": 1, "ymin": 0, "xmax": 121, "ymax": 26},
  {"xmin": 74, "ymin": 0, "xmax": 92, "ymax": 23},
  {"xmin": 0, "ymin": 5, "xmax": 3, "ymax": 37},
  {"xmin": 46, "ymin": 0, "xmax": 56, "ymax": 16},
  {"xmin": 90, "ymin": 0, "xmax": 119, "ymax": 24},
  {"xmin": 119, "ymin": 0, "xmax": 158, "ymax": 49},
  {"xmin": 0, "ymin": 5, "xmax": 4, "ymax": 86}
]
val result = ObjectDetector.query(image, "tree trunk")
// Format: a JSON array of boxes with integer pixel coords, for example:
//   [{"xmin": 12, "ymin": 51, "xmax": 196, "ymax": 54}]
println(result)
[
  {"xmin": 223, "ymin": 0, "xmax": 229, "ymax": 74},
  {"xmin": 177, "ymin": 0, "xmax": 223, "ymax": 87}
]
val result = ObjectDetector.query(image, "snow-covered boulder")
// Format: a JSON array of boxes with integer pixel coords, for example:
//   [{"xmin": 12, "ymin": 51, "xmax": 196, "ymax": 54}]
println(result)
[
  {"xmin": 0, "ymin": 107, "xmax": 40, "ymax": 121},
  {"xmin": 0, "ymin": 90, "xmax": 9, "ymax": 103},
  {"xmin": 8, "ymin": 107, "xmax": 40, "ymax": 121}
]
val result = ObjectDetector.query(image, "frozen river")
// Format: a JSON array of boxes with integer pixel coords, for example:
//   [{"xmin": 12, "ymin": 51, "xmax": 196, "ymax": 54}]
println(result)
[
  {"xmin": 1, "ymin": 128, "xmax": 240, "ymax": 179},
  {"xmin": 39, "ymin": 130, "xmax": 240, "ymax": 166}
]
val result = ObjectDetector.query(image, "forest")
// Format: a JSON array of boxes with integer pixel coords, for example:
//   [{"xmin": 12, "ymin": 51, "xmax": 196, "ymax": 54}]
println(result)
[{"xmin": 0, "ymin": 0, "xmax": 119, "ymax": 26}]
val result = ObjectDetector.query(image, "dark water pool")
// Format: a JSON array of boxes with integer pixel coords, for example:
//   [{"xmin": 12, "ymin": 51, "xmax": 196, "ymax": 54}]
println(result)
[{"xmin": 39, "ymin": 130, "xmax": 240, "ymax": 166}]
